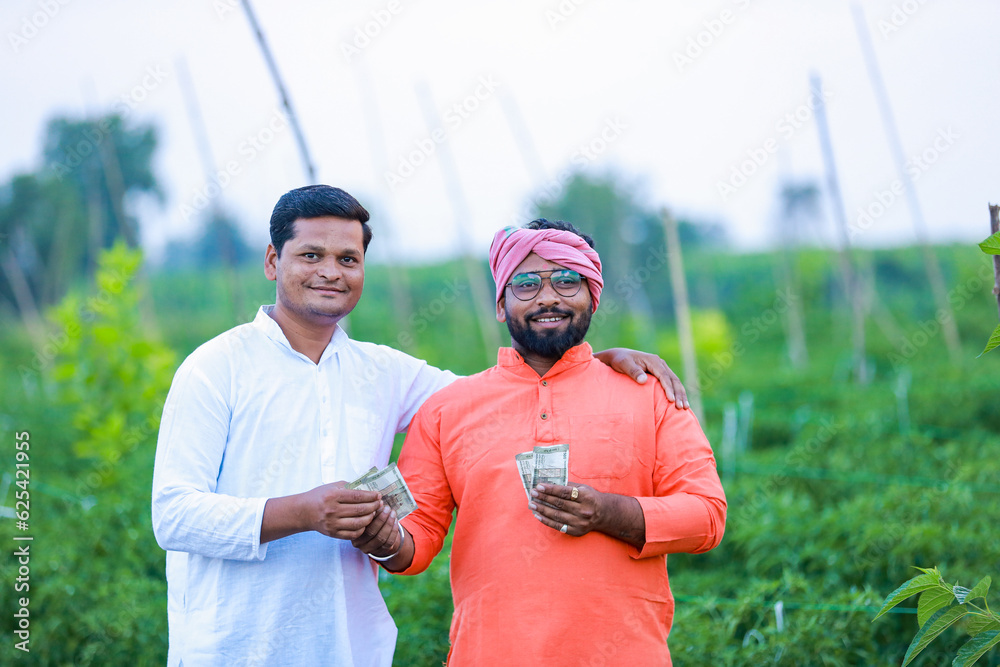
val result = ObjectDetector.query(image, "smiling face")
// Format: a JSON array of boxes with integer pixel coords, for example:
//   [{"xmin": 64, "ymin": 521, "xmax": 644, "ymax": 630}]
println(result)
[
  {"xmin": 497, "ymin": 252, "xmax": 592, "ymax": 366},
  {"xmin": 264, "ymin": 216, "xmax": 365, "ymax": 331}
]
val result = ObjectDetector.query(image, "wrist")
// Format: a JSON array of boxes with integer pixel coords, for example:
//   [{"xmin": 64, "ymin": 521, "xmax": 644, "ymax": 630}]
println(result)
[
  {"xmin": 292, "ymin": 491, "xmax": 315, "ymax": 534},
  {"xmin": 592, "ymin": 489, "xmax": 613, "ymax": 534},
  {"xmin": 368, "ymin": 523, "xmax": 406, "ymax": 562}
]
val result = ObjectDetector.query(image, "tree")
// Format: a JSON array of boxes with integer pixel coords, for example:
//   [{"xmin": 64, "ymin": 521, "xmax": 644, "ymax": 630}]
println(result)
[{"xmin": 0, "ymin": 113, "xmax": 161, "ymax": 315}]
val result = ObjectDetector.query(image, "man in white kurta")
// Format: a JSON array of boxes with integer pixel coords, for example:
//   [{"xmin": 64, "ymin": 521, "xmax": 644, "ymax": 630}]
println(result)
[
  {"xmin": 152, "ymin": 185, "xmax": 456, "ymax": 666},
  {"xmin": 152, "ymin": 306, "xmax": 455, "ymax": 665}
]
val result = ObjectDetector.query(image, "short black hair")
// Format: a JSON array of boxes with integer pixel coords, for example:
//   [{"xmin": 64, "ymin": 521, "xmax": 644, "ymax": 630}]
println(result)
[
  {"xmin": 524, "ymin": 218, "xmax": 596, "ymax": 249},
  {"xmin": 269, "ymin": 185, "xmax": 372, "ymax": 256}
]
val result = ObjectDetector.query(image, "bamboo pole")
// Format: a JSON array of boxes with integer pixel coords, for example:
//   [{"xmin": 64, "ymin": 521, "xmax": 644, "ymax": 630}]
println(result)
[
  {"xmin": 240, "ymin": 0, "xmax": 316, "ymax": 183},
  {"xmin": 810, "ymin": 73, "xmax": 869, "ymax": 384},
  {"xmin": 414, "ymin": 81, "xmax": 500, "ymax": 367},
  {"xmin": 176, "ymin": 57, "xmax": 245, "ymax": 324},
  {"xmin": 1, "ymin": 245, "xmax": 46, "ymax": 347},
  {"xmin": 662, "ymin": 209, "xmax": 703, "ymax": 421},
  {"xmin": 774, "ymin": 172, "xmax": 811, "ymax": 369},
  {"xmin": 990, "ymin": 204, "xmax": 1000, "ymax": 321},
  {"xmin": 81, "ymin": 80, "xmax": 157, "ymax": 330},
  {"xmin": 851, "ymin": 4, "xmax": 961, "ymax": 360},
  {"xmin": 497, "ymin": 89, "xmax": 548, "ymax": 184},
  {"xmin": 779, "ymin": 250, "xmax": 808, "ymax": 368},
  {"xmin": 352, "ymin": 60, "xmax": 415, "ymax": 351}
]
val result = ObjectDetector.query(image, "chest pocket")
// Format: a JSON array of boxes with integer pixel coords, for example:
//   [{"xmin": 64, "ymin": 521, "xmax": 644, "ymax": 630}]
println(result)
[{"xmin": 568, "ymin": 413, "xmax": 634, "ymax": 480}]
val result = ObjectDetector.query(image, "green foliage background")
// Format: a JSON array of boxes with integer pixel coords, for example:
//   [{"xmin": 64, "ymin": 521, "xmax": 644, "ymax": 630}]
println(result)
[{"xmin": 1, "ymin": 240, "xmax": 998, "ymax": 665}]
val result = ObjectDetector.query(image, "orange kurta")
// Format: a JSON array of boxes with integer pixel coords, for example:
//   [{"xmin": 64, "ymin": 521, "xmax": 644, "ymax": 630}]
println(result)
[{"xmin": 397, "ymin": 343, "xmax": 727, "ymax": 666}]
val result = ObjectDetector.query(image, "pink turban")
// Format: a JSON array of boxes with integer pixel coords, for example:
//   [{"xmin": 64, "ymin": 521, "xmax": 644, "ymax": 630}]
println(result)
[{"xmin": 489, "ymin": 226, "xmax": 603, "ymax": 312}]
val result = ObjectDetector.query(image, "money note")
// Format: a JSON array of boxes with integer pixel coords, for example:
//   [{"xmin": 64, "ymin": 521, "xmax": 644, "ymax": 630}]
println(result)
[
  {"xmin": 530, "ymin": 444, "xmax": 569, "ymax": 489},
  {"xmin": 515, "ymin": 452, "xmax": 535, "ymax": 499},
  {"xmin": 349, "ymin": 466, "xmax": 378, "ymax": 486},
  {"xmin": 348, "ymin": 462, "xmax": 418, "ymax": 520}
]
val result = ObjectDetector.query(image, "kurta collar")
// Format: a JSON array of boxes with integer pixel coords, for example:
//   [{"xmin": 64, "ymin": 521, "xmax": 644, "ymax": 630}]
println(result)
[
  {"xmin": 252, "ymin": 305, "xmax": 349, "ymax": 363},
  {"xmin": 497, "ymin": 342, "xmax": 594, "ymax": 381}
]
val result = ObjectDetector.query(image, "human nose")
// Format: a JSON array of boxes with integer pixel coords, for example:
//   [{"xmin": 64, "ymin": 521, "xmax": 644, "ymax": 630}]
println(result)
[
  {"xmin": 316, "ymin": 257, "xmax": 342, "ymax": 281},
  {"xmin": 533, "ymin": 277, "xmax": 561, "ymax": 304}
]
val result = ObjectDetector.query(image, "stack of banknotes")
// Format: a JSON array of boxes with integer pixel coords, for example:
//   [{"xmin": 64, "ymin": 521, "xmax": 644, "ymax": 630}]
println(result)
[
  {"xmin": 514, "ymin": 444, "xmax": 569, "ymax": 500},
  {"xmin": 347, "ymin": 462, "xmax": 417, "ymax": 520}
]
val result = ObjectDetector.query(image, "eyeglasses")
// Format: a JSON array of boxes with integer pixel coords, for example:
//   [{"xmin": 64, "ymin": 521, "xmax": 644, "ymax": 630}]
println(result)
[{"xmin": 505, "ymin": 269, "xmax": 585, "ymax": 300}]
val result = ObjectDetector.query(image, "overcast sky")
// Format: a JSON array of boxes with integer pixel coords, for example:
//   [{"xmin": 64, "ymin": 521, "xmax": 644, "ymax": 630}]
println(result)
[{"xmin": 4, "ymin": 0, "xmax": 999, "ymax": 264}]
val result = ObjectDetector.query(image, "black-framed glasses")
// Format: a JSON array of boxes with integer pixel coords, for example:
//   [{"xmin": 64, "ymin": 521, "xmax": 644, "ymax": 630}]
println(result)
[{"xmin": 505, "ymin": 269, "xmax": 585, "ymax": 300}]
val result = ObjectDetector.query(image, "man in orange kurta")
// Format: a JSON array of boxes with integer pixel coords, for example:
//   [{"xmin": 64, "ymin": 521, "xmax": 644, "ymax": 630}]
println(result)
[{"xmin": 363, "ymin": 220, "xmax": 726, "ymax": 665}]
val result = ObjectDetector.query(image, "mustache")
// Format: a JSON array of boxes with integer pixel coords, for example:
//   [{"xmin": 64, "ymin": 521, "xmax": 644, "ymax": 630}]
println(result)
[{"xmin": 527, "ymin": 307, "xmax": 573, "ymax": 320}]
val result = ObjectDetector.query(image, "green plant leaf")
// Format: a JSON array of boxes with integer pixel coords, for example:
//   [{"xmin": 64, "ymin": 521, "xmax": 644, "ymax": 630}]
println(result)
[
  {"xmin": 968, "ymin": 615, "xmax": 1000, "ymax": 637},
  {"xmin": 978, "ymin": 232, "xmax": 1000, "ymax": 255},
  {"xmin": 875, "ymin": 573, "xmax": 943, "ymax": 621},
  {"xmin": 953, "ymin": 630, "xmax": 1000, "ymax": 666},
  {"xmin": 979, "ymin": 324, "xmax": 1000, "ymax": 357},
  {"xmin": 904, "ymin": 605, "xmax": 969, "ymax": 666},
  {"xmin": 919, "ymin": 587, "xmax": 958, "ymax": 626},
  {"xmin": 959, "ymin": 577, "xmax": 992, "ymax": 604}
]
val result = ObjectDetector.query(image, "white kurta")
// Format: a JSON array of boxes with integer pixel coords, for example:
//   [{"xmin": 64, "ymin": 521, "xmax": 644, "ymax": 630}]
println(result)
[{"xmin": 152, "ymin": 306, "xmax": 456, "ymax": 667}]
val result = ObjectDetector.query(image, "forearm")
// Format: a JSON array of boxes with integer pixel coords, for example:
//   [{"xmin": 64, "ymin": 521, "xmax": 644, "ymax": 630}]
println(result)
[
  {"xmin": 595, "ymin": 493, "xmax": 646, "ymax": 550},
  {"xmin": 260, "ymin": 493, "xmax": 311, "ymax": 544}
]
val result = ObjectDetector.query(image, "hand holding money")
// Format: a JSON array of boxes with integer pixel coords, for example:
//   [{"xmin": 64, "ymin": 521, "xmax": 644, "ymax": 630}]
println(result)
[
  {"xmin": 528, "ymin": 482, "xmax": 601, "ymax": 537},
  {"xmin": 514, "ymin": 444, "xmax": 568, "ymax": 501},
  {"xmin": 352, "ymin": 503, "xmax": 402, "ymax": 558},
  {"xmin": 299, "ymin": 481, "xmax": 382, "ymax": 541},
  {"xmin": 348, "ymin": 462, "xmax": 418, "ymax": 520}
]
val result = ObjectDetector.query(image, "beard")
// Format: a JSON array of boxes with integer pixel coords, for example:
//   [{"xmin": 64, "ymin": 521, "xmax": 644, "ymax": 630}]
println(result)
[{"xmin": 506, "ymin": 305, "xmax": 592, "ymax": 360}]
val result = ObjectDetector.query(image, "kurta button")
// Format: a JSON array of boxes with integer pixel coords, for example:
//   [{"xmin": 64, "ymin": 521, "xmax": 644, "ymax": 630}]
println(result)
[
  {"xmin": 541, "ymin": 381, "xmax": 548, "ymax": 386},
  {"xmin": 540, "ymin": 413, "xmax": 548, "ymax": 420}
]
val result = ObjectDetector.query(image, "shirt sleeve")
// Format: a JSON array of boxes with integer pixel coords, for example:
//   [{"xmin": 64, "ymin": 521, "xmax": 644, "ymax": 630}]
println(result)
[
  {"xmin": 628, "ymin": 397, "xmax": 727, "ymax": 560},
  {"xmin": 390, "ymin": 349, "xmax": 459, "ymax": 434},
  {"xmin": 394, "ymin": 400, "xmax": 455, "ymax": 575},
  {"xmin": 151, "ymin": 353, "xmax": 270, "ymax": 561}
]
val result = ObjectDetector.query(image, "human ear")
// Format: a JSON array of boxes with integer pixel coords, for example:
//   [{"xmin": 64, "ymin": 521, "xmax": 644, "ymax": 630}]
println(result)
[{"xmin": 264, "ymin": 244, "xmax": 278, "ymax": 282}]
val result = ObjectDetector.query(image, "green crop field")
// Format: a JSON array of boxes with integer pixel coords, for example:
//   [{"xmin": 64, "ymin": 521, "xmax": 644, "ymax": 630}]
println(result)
[{"xmin": 2, "ymin": 241, "xmax": 998, "ymax": 666}]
